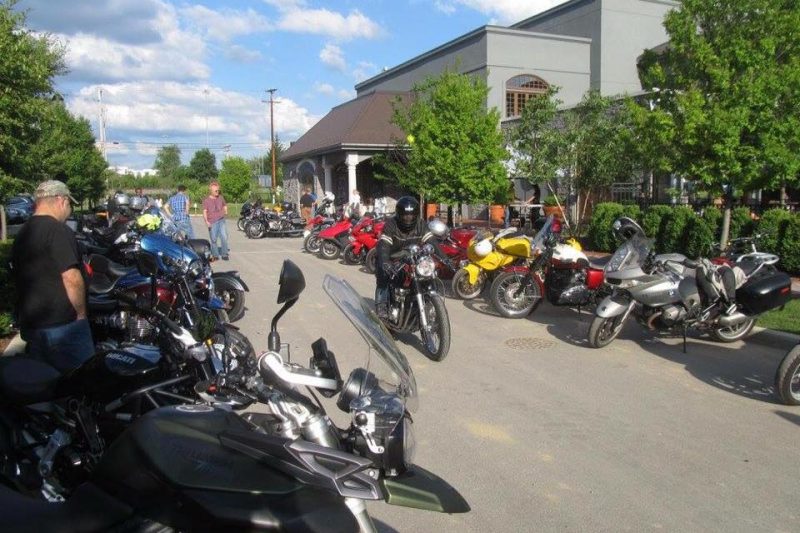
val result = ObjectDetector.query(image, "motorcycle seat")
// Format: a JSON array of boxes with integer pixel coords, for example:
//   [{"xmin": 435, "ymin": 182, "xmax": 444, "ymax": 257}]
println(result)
[
  {"xmin": 0, "ymin": 356, "xmax": 62, "ymax": 405},
  {"xmin": 0, "ymin": 482, "xmax": 131, "ymax": 532},
  {"xmin": 588, "ymin": 255, "xmax": 611, "ymax": 270},
  {"xmin": 88, "ymin": 255, "xmax": 134, "ymax": 294}
]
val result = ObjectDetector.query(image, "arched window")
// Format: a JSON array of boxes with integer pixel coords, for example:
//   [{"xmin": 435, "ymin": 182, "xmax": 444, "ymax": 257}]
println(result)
[{"xmin": 506, "ymin": 75, "xmax": 549, "ymax": 118}]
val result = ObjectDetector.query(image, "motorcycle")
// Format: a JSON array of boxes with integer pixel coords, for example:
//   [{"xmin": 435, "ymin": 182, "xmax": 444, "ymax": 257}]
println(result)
[
  {"xmin": 318, "ymin": 216, "xmax": 358, "ymax": 260},
  {"xmin": 381, "ymin": 243, "xmax": 452, "ymax": 361},
  {"xmin": 0, "ymin": 260, "xmax": 469, "ymax": 530},
  {"xmin": 775, "ymin": 341, "xmax": 800, "ymax": 405},
  {"xmin": 246, "ymin": 205, "xmax": 306, "ymax": 239},
  {"xmin": 0, "ymin": 251, "xmax": 254, "ymax": 500},
  {"xmin": 343, "ymin": 215, "xmax": 385, "ymax": 265},
  {"xmin": 588, "ymin": 218, "xmax": 792, "ymax": 349},
  {"xmin": 451, "ymin": 227, "xmax": 534, "ymax": 300},
  {"xmin": 489, "ymin": 216, "xmax": 607, "ymax": 318}
]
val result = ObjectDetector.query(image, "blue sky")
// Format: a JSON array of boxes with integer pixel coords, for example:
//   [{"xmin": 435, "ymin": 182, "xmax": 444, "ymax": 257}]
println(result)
[{"xmin": 17, "ymin": 0, "xmax": 565, "ymax": 171}]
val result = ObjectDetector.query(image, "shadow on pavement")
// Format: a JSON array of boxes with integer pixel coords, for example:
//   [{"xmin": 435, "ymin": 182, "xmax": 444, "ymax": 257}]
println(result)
[{"xmin": 774, "ymin": 409, "xmax": 800, "ymax": 427}]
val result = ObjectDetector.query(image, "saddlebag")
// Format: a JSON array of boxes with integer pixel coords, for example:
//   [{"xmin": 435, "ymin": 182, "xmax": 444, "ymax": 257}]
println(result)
[{"xmin": 736, "ymin": 270, "xmax": 792, "ymax": 315}]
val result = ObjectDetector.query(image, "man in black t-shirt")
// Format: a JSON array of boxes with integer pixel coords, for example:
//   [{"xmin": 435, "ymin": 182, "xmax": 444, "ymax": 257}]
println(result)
[
  {"xmin": 12, "ymin": 180, "xmax": 94, "ymax": 372},
  {"xmin": 299, "ymin": 187, "xmax": 314, "ymax": 221}
]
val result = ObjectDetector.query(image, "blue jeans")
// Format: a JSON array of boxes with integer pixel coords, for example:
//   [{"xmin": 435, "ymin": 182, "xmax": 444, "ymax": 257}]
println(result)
[
  {"xmin": 24, "ymin": 318, "xmax": 95, "ymax": 373},
  {"xmin": 209, "ymin": 218, "xmax": 229, "ymax": 258},
  {"xmin": 175, "ymin": 217, "xmax": 194, "ymax": 239}
]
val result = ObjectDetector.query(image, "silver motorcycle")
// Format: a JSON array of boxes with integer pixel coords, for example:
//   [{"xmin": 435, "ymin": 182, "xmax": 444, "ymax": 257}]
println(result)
[{"xmin": 588, "ymin": 218, "xmax": 792, "ymax": 349}]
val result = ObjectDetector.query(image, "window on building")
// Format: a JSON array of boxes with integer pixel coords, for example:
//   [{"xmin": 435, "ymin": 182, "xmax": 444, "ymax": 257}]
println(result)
[{"xmin": 506, "ymin": 75, "xmax": 549, "ymax": 118}]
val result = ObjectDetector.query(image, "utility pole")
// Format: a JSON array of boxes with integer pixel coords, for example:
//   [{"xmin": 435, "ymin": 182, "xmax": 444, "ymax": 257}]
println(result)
[
  {"xmin": 203, "ymin": 87, "xmax": 209, "ymax": 148},
  {"xmin": 97, "ymin": 88, "xmax": 109, "ymax": 192},
  {"xmin": 263, "ymin": 89, "xmax": 278, "ymax": 189}
]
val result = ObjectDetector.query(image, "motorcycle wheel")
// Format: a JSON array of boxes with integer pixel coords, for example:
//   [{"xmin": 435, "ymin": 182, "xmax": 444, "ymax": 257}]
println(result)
[
  {"xmin": 588, "ymin": 314, "xmax": 626, "ymax": 348},
  {"xmin": 213, "ymin": 279, "xmax": 246, "ymax": 323},
  {"xmin": 451, "ymin": 268, "xmax": 484, "ymax": 300},
  {"xmin": 420, "ymin": 293, "xmax": 451, "ymax": 361},
  {"xmin": 489, "ymin": 271, "xmax": 541, "ymax": 318},
  {"xmin": 775, "ymin": 344, "xmax": 800, "ymax": 405},
  {"xmin": 237, "ymin": 217, "xmax": 246, "ymax": 231},
  {"xmin": 365, "ymin": 248, "xmax": 378, "ymax": 274},
  {"xmin": 245, "ymin": 220, "xmax": 264, "ymax": 239},
  {"xmin": 304, "ymin": 233, "xmax": 322, "ymax": 254},
  {"xmin": 210, "ymin": 325, "xmax": 256, "ymax": 369},
  {"xmin": 319, "ymin": 240, "xmax": 341, "ymax": 260},
  {"xmin": 710, "ymin": 317, "xmax": 756, "ymax": 343},
  {"xmin": 343, "ymin": 244, "xmax": 362, "ymax": 265}
]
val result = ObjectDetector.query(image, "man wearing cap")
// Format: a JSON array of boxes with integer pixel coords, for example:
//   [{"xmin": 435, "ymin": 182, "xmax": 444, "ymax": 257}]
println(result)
[{"xmin": 12, "ymin": 180, "xmax": 94, "ymax": 372}]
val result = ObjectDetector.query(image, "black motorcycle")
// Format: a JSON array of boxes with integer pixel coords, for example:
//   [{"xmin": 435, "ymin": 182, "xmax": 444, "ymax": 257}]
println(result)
[
  {"xmin": 776, "ymin": 341, "xmax": 800, "ymax": 405},
  {"xmin": 0, "ymin": 260, "xmax": 468, "ymax": 530},
  {"xmin": 382, "ymin": 243, "xmax": 452, "ymax": 361}
]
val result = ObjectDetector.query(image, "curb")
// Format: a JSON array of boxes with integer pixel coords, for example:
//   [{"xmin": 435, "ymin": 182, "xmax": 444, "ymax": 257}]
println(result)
[{"xmin": 747, "ymin": 326, "xmax": 799, "ymax": 348}]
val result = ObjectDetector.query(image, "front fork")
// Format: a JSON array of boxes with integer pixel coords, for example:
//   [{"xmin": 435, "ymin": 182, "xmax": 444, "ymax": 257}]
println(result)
[{"xmin": 413, "ymin": 278, "xmax": 429, "ymax": 330}]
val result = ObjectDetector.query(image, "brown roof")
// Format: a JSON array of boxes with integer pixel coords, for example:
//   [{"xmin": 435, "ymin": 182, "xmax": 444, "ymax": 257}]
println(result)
[{"xmin": 281, "ymin": 91, "xmax": 411, "ymax": 162}]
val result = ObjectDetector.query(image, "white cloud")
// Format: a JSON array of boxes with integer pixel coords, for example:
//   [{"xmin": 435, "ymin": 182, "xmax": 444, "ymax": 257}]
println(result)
[
  {"xmin": 352, "ymin": 61, "xmax": 377, "ymax": 82},
  {"xmin": 435, "ymin": 0, "xmax": 565, "ymax": 24},
  {"xmin": 264, "ymin": 1, "xmax": 383, "ymax": 41},
  {"xmin": 180, "ymin": 5, "xmax": 271, "ymax": 42},
  {"xmin": 225, "ymin": 44, "xmax": 263, "ymax": 63},
  {"xmin": 338, "ymin": 88, "xmax": 355, "ymax": 100},
  {"xmin": 320, "ymin": 43, "xmax": 346, "ymax": 71},
  {"xmin": 315, "ymin": 82, "xmax": 335, "ymax": 95}
]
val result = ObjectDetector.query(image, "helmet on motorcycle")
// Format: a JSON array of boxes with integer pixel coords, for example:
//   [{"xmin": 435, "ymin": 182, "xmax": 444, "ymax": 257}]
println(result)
[
  {"xmin": 130, "ymin": 195, "xmax": 147, "ymax": 211},
  {"xmin": 613, "ymin": 217, "xmax": 645, "ymax": 242},
  {"xmin": 324, "ymin": 191, "xmax": 335, "ymax": 202},
  {"xmin": 395, "ymin": 196, "xmax": 419, "ymax": 232},
  {"xmin": 473, "ymin": 238, "xmax": 493, "ymax": 258},
  {"xmin": 136, "ymin": 213, "xmax": 161, "ymax": 232},
  {"xmin": 428, "ymin": 219, "xmax": 448, "ymax": 238},
  {"xmin": 113, "ymin": 192, "xmax": 130, "ymax": 207}
]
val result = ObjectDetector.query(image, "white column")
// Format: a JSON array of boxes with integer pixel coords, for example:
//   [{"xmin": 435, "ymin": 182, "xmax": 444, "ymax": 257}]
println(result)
[
  {"xmin": 323, "ymin": 164, "xmax": 332, "ymax": 193},
  {"xmin": 346, "ymin": 153, "xmax": 359, "ymax": 204}
]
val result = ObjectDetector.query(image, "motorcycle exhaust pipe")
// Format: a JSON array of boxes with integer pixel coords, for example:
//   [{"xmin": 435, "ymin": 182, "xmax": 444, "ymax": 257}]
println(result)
[{"xmin": 718, "ymin": 311, "xmax": 748, "ymax": 327}]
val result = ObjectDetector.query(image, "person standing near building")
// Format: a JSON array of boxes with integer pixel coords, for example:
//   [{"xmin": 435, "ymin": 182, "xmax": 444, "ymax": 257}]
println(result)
[
  {"xmin": 165, "ymin": 184, "xmax": 194, "ymax": 238},
  {"xmin": 12, "ymin": 180, "xmax": 94, "ymax": 372},
  {"xmin": 203, "ymin": 181, "xmax": 229, "ymax": 260},
  {"xmin": 299, "ymin": 187, "xmax": 314, "ymax": 221}
]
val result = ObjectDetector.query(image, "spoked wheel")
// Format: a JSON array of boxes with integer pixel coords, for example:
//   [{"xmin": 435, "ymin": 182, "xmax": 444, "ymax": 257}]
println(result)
[
  {"xmin": 245, "ymin": 220, "xmax": 264, "ymax": 239},
  {"xmin": 237, "ymin": 217, "xmax": 246, "ymax": 231},
  {"xmin": 304, "ymin": 233, "xmax": 322, "ymax": 254},
  {"xmin": 776, "ymin": 344, "xmax": 800, "ymax": 405},
  {"xmin": 451, "ymin": 268, "xmax": 484, "ymax": 300},
  {"xmin": 319, "ymin": 240, "xmax": 341, "ymax": 260},
  {"xmin": 343, "ymin": 244, "xmax": 362, "ymax": 265},
  {"xmin": 710, "ymin": 317, "xmax": 756, "ymax": 343},
  {"xmin": 210, "ymin": 325, "xmax": 256, "ymax": 372},
  {"xmin": 213, "ymin": 279, "xmax": 246, "ymax": 322},
  {"xmin": 588, "ymin": 314, "xmax": 627, "ymax": 348},
  {"xmin": 419, "ymin": 293, "xmax": 451, "ymax": 361},
  {"xmin": 365, "ymin": 248, "xmax": 378, "ymax": 274},
  {"xmin": 489, "ymin": 271, "xmax": 541, "ymax": 318}
]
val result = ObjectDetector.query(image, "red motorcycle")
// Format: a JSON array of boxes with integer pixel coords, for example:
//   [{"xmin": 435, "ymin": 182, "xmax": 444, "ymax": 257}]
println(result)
[
  {"xmin": 302, "ymin": 213, "xmax": 337, "ymax": 254},
  {"xmin": 365, "ymin": 223, "xmax": 476, "ymax": 276},
  {"xmin": 343, "ymin": 216, "xmax": 385, "ymax": 265},
  {"xmin": 317, "ymin": 216, "xmax": 358, "ymax": 260}
]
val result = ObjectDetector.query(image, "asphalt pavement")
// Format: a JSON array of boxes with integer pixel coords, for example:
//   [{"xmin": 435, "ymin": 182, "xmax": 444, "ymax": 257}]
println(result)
[{"xmin": 208, "ymin": 219, "xmax": 800, "ymax": 533}]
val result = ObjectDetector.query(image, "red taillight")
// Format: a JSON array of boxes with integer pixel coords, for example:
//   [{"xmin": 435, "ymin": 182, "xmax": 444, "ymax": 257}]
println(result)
[
  {"xmin": 781, "ymin": 287, "xmax": 790, "ymax": 294},
  {"xmin": 551, "ymin": 220, "xmax": 562, "ymax": 233},
  {"xmin": 84, "ymin": 261, "xmax": 93, "ymax": 277}
]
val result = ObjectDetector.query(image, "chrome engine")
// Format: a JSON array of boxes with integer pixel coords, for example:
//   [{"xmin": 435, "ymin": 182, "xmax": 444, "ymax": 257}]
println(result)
[{"xmin": 95, "ymin": 310, "xmax": 157, "ymax": 343}]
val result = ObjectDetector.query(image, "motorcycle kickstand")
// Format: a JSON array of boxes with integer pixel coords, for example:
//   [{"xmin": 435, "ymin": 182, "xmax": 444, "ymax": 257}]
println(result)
[{"xmin": 682, "ymin": 324, "xmax": 688, "ymax": 354}]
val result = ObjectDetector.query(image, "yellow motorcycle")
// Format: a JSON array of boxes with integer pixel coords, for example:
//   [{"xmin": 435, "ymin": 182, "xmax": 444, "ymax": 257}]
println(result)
[{"xmin": 451, "ymin": 227, "xmax": 533, "ymax": 300}]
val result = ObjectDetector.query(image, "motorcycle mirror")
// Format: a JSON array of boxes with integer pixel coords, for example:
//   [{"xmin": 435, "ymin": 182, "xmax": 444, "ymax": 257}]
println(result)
[
  {"xmin": 135, "ymin": 252, "xmax": 159, "ymax": 278},
  {"xmin": 270, "ymin": 260, "xmax": 306, "ymax": 352}
]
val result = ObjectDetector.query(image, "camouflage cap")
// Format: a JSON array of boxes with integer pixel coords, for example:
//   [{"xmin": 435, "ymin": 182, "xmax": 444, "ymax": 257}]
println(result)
[{"xmin": 34, "ymin": 180, "xmax": 77, "ymax": 203}]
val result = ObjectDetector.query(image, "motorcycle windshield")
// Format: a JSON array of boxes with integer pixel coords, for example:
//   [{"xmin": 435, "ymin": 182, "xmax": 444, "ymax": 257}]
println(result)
[
  {"xmin": 323, "ymin": 275, "xmax": 418, "ymax": 412},
  {"xmin": 605, "ymin": 235, "xmax": 653, "ymax": 273},
  {"xmin": 530, "ymin": 215, "xmax": 555, "ymax": 250}
]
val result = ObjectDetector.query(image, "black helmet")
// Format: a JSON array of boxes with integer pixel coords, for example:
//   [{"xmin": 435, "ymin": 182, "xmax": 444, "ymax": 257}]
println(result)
[{"xmin": 395, "ymin": 196, "xmax": 419, "ymax": 232}]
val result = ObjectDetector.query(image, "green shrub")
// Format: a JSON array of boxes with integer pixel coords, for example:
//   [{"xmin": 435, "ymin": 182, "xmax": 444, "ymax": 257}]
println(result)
[
  {"xmin": 622, "ymin": 204, "xmax": 642, "ymax": 225},
  {"xmin": 729, "ymin": 207, "xmax": 754, "ymax": 240},
  {"xmin": 657, "ymin": 206, "xmax": 695, "ymax": 254},
  {"xmin": 683, "ymin": 217, "xmax": 715, "ymax": 259},
  {"xmin": 641, "ymin": 205, "xmax": 672, "ymax": 241},
  {"xmin": 758, "ymin": 209, "xmax": 800, "ymax": 274},
  {"xmin": 587, "ymin": 202, "xmax": 625, "ymax": 252},
  {"xmin": 702, "ymin": 207, "xmax": 723, "ymax": 238},
  {"xmin": 0, "ymin": 241, "xmax": 14, "ymax": 335}
]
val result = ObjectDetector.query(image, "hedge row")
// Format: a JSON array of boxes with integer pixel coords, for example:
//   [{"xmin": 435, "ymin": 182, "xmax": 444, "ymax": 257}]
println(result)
[
  {"xmin": 0, "ymin": 241, "xmax": 14, "ymax": 336},
  {"xmin": 587, "ymin": 203, "xmax": 800, "ymax": 274}
]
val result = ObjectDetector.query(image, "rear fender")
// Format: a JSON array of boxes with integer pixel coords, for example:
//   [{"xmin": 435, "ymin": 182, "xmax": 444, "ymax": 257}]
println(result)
[{"xmin": 500, "ymin": 265, "xmax": 529, "ymax": 274}]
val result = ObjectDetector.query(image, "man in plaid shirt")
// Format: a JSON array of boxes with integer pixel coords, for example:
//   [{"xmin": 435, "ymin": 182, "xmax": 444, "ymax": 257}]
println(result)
[{"xmin": 165, "ymin": 184, "xmax": 194, "ymax": 238}]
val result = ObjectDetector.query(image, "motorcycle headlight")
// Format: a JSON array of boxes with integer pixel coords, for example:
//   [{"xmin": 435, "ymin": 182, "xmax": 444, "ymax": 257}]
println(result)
[
  {"xmin": 416, "ymin": 257, "xmax": 436, "ymax": 278},
  {"xmin": 187, "ymin": 259, "xmax": 204, "ymax": 279}
]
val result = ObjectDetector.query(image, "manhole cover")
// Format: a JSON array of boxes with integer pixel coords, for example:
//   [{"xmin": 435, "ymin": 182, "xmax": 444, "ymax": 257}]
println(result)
[{"xmin": 504, "ymin": 337, "xmax": 556, "ymax": 351}]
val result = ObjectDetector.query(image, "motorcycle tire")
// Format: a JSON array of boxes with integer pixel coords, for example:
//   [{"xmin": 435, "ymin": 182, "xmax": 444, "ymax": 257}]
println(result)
[
  {"xmin": 213, "ymin": 279, "xmax": 246, "ymax": 323},
  {"xmin": 588, "ymin": 314, "xmax": 626, "ymax": 348},
  {"xmin": 419, "ymin": 293, "xmax": 451, "ymax": 362},
  {"xmin": 451, "ymin": 268, "xmax": 484, "ymax": 300},
  {"xmin": 237, "ymin": 217, "xmax": 246, "ymax": 232},
  {"xmin": 210, "ymin": 325, "xmax": 256, "ymax": 369},
  {"xmin": 304, "ymin": 233, "xmax": 322, "ymax": 254},
  {"xmin": 710, "ymin": 317, "xmax": 756, "ymax": 343},
  {"xmin": 319, "ymin": 240, "xmax": 341, "ymax": 260},
  {"xmin": 365, "ymin": 248, "xmax": 378, "ymax": 274},
  {"xmin": 245, "ymin": 221, "xmax": 264, "ymax": 239},
  {"xmin": 489, "ymin": 271, "xmax": 542, "ymax": 319},
  {"xmin": 775, "ymin": 344, "xmax": 800, "ymax": 405},
  {"xmin": 343, "ymin": 244, "xmax": 362, "ymax": 265}
]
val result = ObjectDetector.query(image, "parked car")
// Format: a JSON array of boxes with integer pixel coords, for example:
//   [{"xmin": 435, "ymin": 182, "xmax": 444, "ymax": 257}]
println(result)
[{"xmin": 4, "ymin": 195, "xmax": 34, "ymax": 224}]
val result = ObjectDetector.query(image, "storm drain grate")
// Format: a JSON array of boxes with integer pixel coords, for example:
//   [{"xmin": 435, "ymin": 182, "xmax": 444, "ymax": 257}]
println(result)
[{"xmin": 504, "ymin": 337, "xmax": 556, "ymax": 351}]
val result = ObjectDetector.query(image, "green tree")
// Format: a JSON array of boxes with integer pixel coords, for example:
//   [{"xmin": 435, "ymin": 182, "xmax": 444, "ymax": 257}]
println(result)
[
  {"xmin": 188, "ymin": 148, "xmax": 218, "ymax": 182},
  {"xmin": 153, "ymin": 144, "xmax": 183, "ymax": 181},
  {"xmin": 0, "ymin": 0, "xmax": 65, "ymax": 183},
  {"xmin": 248, "ymin": 138, "xmax": 286, "ymax": 186},
  {"xmin": 638, "ymin": 0, "xmax": 800, "ymax": 246},
  {"xmin": 384, "ymin": 70, "xmax": 509, "ymax": 205},
  {"xmin": 218, "ymin": 156, "xmax": 253, "ymax": 202}
]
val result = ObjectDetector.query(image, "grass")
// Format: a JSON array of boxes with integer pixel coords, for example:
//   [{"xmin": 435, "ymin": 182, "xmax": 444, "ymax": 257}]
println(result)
[{"xmin": 758, "ymin": 298, "xmax": 800, "ymax": 335}]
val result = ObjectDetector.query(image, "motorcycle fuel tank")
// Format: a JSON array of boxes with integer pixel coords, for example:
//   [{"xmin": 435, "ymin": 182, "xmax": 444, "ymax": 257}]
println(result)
[{"xmin": 630, "ymin": 275, "xmax": 682, "ymax": 307}]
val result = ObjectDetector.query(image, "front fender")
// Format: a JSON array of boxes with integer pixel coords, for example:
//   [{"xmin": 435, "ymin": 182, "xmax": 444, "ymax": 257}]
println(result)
[
  {"xmin": 595, "ymin": 294, "xmax": 631, "ymax": 318},
  {"xmin": 212, "ymin": 272, "xmax": 249, "ymax": 292},
  {"xmin": 464, "ymin": 263, "xmax": 483, "ymax": 284}
]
